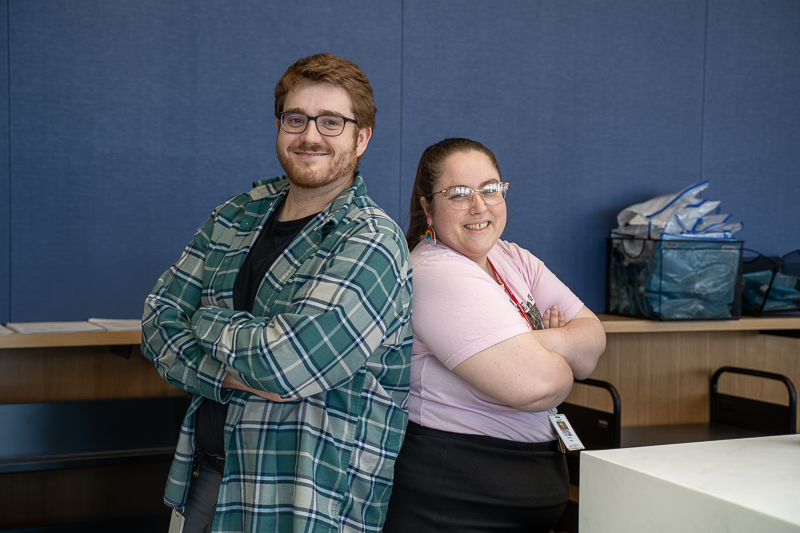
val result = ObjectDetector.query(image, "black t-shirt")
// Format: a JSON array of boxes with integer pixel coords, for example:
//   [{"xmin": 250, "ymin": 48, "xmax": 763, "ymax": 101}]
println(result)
[{"xmin": 194, "ymin": 204, "xmax": 318, "ymax": 456}]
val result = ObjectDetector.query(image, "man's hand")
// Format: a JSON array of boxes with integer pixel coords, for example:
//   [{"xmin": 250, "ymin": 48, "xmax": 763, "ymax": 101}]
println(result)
[
  {"xmin": 222, "ymin": 374, "xmax": 298, "ymax": 402},
  {"xmin": 542, "ymin": 305, "xmax": 566, "ymax": 329}
]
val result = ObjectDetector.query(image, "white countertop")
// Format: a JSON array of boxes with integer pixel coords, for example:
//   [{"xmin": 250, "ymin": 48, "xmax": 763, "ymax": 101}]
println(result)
[{"xmin": 580, "ymin": 434, "xmax": 800, "ymax": 532}]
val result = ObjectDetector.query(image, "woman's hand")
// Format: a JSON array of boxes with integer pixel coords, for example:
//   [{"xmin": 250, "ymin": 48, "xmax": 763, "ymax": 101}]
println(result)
[
  {"xmin": 542, "ymin": 305, "xmax": 566, "ymax": 329},
  {"xmin": 533, "ymin": 306, "xmax": 606, "ymax": 380}
]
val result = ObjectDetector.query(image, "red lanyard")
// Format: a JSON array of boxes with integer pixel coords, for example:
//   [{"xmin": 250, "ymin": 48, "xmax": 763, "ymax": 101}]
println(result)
[{"xmin": 486, "ymin": 258, "xmax": 533, "ymax": 330}]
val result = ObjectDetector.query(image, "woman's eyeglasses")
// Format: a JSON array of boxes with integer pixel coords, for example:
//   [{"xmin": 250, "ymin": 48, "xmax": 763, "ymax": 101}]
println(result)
[{"xmin": 426, "ymin": 182, "xmax": 509, "ymax": 210}]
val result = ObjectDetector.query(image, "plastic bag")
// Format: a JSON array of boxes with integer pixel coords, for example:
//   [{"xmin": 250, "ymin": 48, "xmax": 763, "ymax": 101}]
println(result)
[
  {"xmin": 607, "ymin": 238, "xmax": 742, "ymax": 320},
  {"xmin": 612, "ymin": 181, "xmax": 741, "ymax": 240},
  {"xmin": 741, "ymin": 249, "xmax": 800, "ymax": 314}
]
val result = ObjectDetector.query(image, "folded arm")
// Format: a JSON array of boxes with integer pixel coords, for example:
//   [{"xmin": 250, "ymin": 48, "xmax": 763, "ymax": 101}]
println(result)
[
  {"xmin": 141, "ymin": 213, "xmax": 238, "ymax": 403},
  {"xmin": 533, "ymin": 305, "xmax": 606, "ymax": 380},
  {"xmin": 190, "ymin": 230, "xmax": 412, "ymax": 399},
  {"xmin": 452, "ymin": 331, "xmax": 575, "ymax": 413}
]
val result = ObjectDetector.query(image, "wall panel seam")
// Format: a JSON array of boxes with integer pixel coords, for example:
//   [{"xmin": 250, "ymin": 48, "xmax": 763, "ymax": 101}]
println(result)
[
  {"xmin": 399, "ymin": 0, "xmax": 405, "ymax": 226},
  {"xmin": 5, "ymin": 0, "xmax": 10, "ymax": 321},
  {"xmin": 699, "ymin": 0, "xmax": 710, "ymax": 183}
]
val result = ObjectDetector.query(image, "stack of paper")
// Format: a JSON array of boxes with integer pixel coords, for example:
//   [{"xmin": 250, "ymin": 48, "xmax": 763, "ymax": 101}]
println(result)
[{"xmin": 88, "ymin": 318, "xmax": 142, "ymax": 331}]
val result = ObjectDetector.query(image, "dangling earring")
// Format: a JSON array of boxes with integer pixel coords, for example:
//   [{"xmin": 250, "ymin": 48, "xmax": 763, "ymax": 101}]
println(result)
[{"xmin": 424, "ymin": 217, "xmax": 437, "ymax": 246}]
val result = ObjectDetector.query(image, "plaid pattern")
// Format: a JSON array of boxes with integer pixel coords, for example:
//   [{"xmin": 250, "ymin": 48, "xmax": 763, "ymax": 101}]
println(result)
[{"xmin": 141, "ymin": 174, "xmax": 413, "ymax": 532}]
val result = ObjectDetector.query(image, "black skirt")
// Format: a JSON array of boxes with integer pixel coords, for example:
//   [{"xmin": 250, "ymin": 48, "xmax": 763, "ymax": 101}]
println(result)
[{"xmin": 383, "ymin": 421, "xmax": 569, "ymax": 533}]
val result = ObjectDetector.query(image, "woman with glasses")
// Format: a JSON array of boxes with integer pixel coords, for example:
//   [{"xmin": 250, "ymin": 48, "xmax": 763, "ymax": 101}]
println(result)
[{"xmin": 383, "ymin": 138, "xmax": 606, "ymax": 533}]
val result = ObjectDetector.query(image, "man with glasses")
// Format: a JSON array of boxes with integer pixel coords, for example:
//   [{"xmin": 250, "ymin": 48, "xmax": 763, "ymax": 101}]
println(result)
[{"xmin": 142, "ymin": 53, "xmax": 413, "ymax": 533}]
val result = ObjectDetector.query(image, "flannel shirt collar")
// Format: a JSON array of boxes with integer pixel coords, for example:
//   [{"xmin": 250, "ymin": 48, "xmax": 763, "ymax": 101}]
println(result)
[{"xmin": 249, "ymin": 172, "xmax": 368, "ymax": 237}]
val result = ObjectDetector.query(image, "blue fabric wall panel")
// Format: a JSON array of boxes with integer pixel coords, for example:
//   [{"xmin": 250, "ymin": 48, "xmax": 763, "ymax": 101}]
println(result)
[
  {"xmin": 9, "ymin": 1, "xmax": 401, "ymax": 321},
  {"xmin": 702, "ymin": 0, "xmax": 800, "ymax": 257},
  {"xmin": 6, "ymin": 1, "xmax": 799, "ymax": 323},
  {"xmin": 402, "ymin": 1, "xmax": 707, "ymax": 310},
  {"xmin": 0, "ymin": 1, "xmax": 8, "ymax": 324}
]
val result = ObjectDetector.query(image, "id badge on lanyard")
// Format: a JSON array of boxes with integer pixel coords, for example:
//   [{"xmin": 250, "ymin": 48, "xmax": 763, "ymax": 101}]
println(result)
[{"xmin": 548, "ymin": 413, "xmax": 585, "ymax": 451}]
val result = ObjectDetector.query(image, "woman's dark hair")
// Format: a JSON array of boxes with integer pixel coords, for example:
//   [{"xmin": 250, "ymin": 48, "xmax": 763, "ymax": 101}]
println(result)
[{"xmin": 406, "ymin": 138, "xmax": 502, "ymax": 249}]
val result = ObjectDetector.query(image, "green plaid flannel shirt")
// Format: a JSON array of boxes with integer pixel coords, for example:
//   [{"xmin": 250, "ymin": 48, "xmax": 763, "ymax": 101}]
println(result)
[{"xmin": 141, "ymin": 173, "xmax": 413, "ymax": 532}]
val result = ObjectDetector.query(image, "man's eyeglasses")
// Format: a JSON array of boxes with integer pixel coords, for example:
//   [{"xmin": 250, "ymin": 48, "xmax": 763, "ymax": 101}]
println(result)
[
  {"xmin": 426, "ymin": 182, "xmax": 510, "ymax": 210},
  {"xmin": 279, "ymin": 112, "xmax": 358, "ymax": 137}
]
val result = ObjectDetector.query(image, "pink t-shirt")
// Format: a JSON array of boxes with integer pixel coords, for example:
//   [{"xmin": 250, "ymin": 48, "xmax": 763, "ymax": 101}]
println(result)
[{"xmin": 408, "ymin": 239, "xmax": 583, "ymax": 442}]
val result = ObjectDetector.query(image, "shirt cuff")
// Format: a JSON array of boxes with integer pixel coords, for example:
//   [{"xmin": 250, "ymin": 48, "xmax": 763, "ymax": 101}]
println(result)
[
  {"xmin": 191, "ymin": 306, "xmax": 242, "ymax": 403},
  {"xmin": 191, "ymin": 306, "xmax": 239, "ymax": 349},
  {"xmin": 196, "ymin": 353, "xmax": 235, "ymax": 404}
]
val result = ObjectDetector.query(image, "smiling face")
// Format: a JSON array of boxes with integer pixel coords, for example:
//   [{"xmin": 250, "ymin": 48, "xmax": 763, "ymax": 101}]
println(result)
[
  {"xmin": 421, "ymin": 150, "xmax": 507, "ymax": 267},
  {"xmin": 276, "ymin": 82, "xmax": 371, "ymax": 192}
]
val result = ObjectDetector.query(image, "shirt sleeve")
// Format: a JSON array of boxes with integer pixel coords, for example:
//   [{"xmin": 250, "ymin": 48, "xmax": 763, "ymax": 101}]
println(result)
[
  {"xmin": 141, "ymin": 211, "xmax": 234, "ymax": 403},
  {"xmin": 411, "ymin": 251, "xmax": 531, "ymax": 371},
  {"xmin": 189, "ymin": 227, "xmax": 412, "ymax": 399},
  {"xmin": 497, "ymin": 240, "xmax": 584, "ymax": 322}
]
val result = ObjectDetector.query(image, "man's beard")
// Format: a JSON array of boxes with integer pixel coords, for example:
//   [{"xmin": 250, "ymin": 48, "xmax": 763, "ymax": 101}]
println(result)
[{"xmin": 277, "ymin": 138, "xmax": 359, "ymax": 190}]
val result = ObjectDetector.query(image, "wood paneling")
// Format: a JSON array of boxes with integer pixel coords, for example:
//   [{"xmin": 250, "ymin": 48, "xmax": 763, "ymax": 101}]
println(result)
[
  {"xmin": 0, "ymin": 341, "xmax": 181, "ymax": 527},
  {"xmin": 567, "ymin": 329, "xmax": 800, "ymax": 429},
  {"xmin": 0, "ymin": 345, "xmax": 181, "ymax": 404}
]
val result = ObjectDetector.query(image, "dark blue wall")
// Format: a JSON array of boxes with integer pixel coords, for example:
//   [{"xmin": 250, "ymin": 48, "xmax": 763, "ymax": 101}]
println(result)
[
  {"xmin": 401, "ymin": 1, "xmax": 710, "ymax": 303},
  {"xmin": 2, "ymin": 0, "xmax": 799, "ymax": 323},
  {"xmin": 702, "ymin": 0, "xmax": 800, "ymax": 255}
]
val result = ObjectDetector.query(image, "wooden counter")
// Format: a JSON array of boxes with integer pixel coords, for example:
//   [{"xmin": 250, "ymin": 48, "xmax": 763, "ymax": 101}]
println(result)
[
  {"xmin": 1, "ymin": 315, "xmax": 798, "ymax": 426},
  {"xmin": 2, "ymin": 315, "xmax": 797, "ymax": 349},
  {"xmin": 0, "ymin": 316, "xmax": 797, "ymax": 527},
  {"xmin": 0, "ymin": 329, "xmax": 142, "ymax": 349},
  {"xmin": 0, "ymin": 326, "xmax": 179, "ymax": 528},
  {"xmin": 597, "ymin": 314, "xmax": 800, "ymax": 334},
  {"xmin": 0, "ymin": 327, "xmax": 179, "ymax": 405},
  {"xmin": 570, "ymin": 315, "xmax": 800, "ymax": 430}
]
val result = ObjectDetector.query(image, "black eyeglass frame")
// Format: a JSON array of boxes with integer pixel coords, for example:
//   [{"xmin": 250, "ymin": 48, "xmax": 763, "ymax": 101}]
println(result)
[
  {"xmin": 279, "ymin": 112, "xmax": 359, "ymax": 137},
  {"xmin": 426, "ymin": 182, "xmax": 510, "ymax": 209}
]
